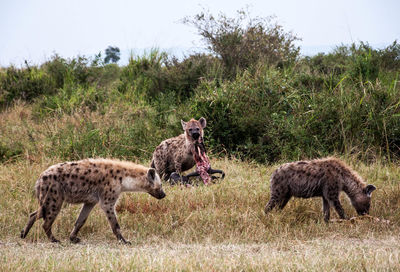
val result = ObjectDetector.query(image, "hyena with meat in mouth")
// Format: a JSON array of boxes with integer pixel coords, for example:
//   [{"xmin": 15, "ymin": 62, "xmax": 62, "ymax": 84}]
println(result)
[{"xmin": 21, "ymin": 158, "xmax": 165, "ymax": 244}]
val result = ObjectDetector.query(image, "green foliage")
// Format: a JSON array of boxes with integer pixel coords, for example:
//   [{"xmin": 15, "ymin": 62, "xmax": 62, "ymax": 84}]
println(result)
[
  {"xmin": 0, "ymin": 64, "xmax": 55, "ymax": 107},
  {"xmin": 182, "ymin": 8, "xmax": 300, "ymax": 77},
  {"xmin": 0, "ymin": 9, "xmax": 399, "ymax": 163},
  {"xmin": 0, "ymin": 141, "xmax": 23, "ymax": 162}
]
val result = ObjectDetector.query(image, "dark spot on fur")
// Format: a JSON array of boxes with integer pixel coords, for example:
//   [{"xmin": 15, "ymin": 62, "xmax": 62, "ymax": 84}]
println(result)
[
  {"xmin": 119, "ymin": 177, "xmax": 122, "ymax": 182},
  {"xmin": 43, "ymin": 176, "xmax": 48, "ymax": 181},
  {"xmin": 116, "ymin": 170, "xmax": 120, "ymax": 174},
  {"xmin": 71, "ymin": 163, "xmax": 78, "ymax": 166},
  {"xmin": 80, "ymin": 176, "xmax": 85, "ymax": 180},
  {"xmin": 66, "ymin": 174, "xmax": 70, "ymax": 178},
  {"xmin": 94, "ymin": 169, "xmax": 99, "ymax": 174},
  {"xmin": 72, "ymin": 174, "xmax": 77, "ymax": 179},
  {"xmin": 75, "ymin": 168, "xmax": 80, "ymax": 172}
]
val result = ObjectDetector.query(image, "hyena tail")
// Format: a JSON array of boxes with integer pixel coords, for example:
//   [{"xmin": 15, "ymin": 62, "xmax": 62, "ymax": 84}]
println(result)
[
  {"xmin": 20, "ymin": 180, "xmax": 49, "ymax": 239},
  {"xmin": 151, "ymin": 160, "xmax": 155, "ymax": 169}
]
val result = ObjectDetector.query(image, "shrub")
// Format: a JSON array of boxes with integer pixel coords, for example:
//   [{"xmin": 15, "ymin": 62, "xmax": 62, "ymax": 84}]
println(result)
[
  {"xmin": 0, "ymin": 64, "xmax": 55, "ymax": 107},
  {"xmin": 182, "ymin": 8, "xmax": 300, "ymax": 77}
]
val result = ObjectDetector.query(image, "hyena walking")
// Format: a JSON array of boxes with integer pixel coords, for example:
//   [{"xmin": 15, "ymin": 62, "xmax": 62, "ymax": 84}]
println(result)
[
  {"xmin": 264, "ymin": 158, "xmax": 376, "ymax": 221},
  {"xmin": 21, "ymin": 159, "xmax": 165, "ymax": 244}
]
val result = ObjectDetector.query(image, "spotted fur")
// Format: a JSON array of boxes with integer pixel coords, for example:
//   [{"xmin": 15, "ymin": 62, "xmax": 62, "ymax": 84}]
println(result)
[
  {"xmin": 21, "ymin": 158, "xmax": 165, "ymax": 244},
  {"xmin": 264, "ymin": 157, "xmax": 376, "ymax": 221},
  {"xmin": 151, "ymin": 117, "xmax": 207, "ymax": 181}
]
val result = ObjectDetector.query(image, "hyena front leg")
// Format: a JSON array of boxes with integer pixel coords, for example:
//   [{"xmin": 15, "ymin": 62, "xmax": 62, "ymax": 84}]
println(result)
[
  {"xmin": 326, "ymin": 192, "xmax": 346, "ymax": 219},
  {"xmin": 69, "ymin": 202, "xmax": 97, "ymax": 243},
  {"xmin": 332, "ymin": 198, "xmax": 346, "ymax": 219},
  {"xmin": 322, "ymin": 197, "xmax": 331, "ymax": 222},
  {"xmin": 100, "ymin": 199, "xmax": 130, "ymax": 244}
]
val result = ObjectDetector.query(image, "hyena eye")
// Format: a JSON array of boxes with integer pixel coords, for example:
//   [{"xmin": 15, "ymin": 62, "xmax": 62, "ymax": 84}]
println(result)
[{"xmin": 189, "ymin": 128, "xmax": 193, "ymax": 132}]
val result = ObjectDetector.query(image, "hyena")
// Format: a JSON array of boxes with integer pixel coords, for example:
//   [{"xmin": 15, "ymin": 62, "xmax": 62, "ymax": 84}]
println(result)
[
  {"xmin": 264, "ymin": 157, "xmax": 376, "ymax": 222},
  {"xmin": 21, "ymin": 158, "xmax": 165, "ymax": 244},
  {"xmin": 151, "ymin": 117, "xmax": 207, "ymax": 181}
]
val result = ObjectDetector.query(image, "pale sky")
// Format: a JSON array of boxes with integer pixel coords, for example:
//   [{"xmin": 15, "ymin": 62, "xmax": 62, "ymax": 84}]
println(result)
[{"xmin": 1, "ymin": 0, "xmax": 399, "ymax": 66}]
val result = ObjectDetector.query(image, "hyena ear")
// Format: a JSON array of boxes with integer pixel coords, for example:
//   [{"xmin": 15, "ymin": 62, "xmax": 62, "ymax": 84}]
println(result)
[
  {"xmin": 364, "ymin": 184, "xmax": 376, "ymax": 197},
  {"xmin": 147, "ymin": 168, "xmax": 156, "ymax": 184},
  {"xmin": 199, "ymin": 117, "xmax": 206, "ymax": 129},
  {"xmin": 181, "ymin": 120, "xmax": 187, "ymax": 130}
]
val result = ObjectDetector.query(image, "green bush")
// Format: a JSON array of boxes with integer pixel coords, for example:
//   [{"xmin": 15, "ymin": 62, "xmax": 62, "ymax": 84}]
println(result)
[
  {"xmin": 183, "ymin": 8, "xmax": 300, "ymax": 77},
  {"xmin": 0, "ymin": 65, "xmax": 55, "ymax": 107},
  {"xmin": 0, "ymin": 142, "xmax": 23, "ymax": 162}
]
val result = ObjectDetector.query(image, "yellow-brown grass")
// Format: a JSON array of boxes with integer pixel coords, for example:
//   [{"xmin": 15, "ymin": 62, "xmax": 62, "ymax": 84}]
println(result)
[{"xmin": 1, "ymin": 156, "xmax": 400, "ymax": 271}]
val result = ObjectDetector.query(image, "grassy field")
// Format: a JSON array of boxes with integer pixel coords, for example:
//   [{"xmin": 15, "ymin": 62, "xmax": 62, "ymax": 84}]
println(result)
[{"xmin": 1, "ymin": 157, "xmax": 399, "ymax": 271}]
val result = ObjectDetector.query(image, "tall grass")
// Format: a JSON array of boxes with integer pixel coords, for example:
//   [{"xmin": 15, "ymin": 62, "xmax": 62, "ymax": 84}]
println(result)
[
  {"xmin": 1, "ymin": 42, "xmax": 399, "ymax": 163},
  {"xmin": 0, "ymin": 157, "xmax": 399, "ymax": 270}
]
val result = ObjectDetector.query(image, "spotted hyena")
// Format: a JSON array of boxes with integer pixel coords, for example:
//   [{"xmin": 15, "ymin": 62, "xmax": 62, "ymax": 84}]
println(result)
[
  {"xmin": 151, "ymin": 117, "xmax": 207, "ymax": 181},
  {"xmin": 264, "ymin": 157, "xmax": 376, "ymax": 221},
  {"xmin": 20, "ymin": 158, "xmax": 165, "ymax": 244}
]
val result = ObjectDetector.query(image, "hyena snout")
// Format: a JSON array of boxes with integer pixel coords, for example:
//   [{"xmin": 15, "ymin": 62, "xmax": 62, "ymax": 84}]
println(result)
[
  {"xmin": 189, "ymin": 128, "xmax": 201, "ymax": 140},
  {"xmin": 149, "ymin": 189, "xmax": 166, "ymax": 199}
]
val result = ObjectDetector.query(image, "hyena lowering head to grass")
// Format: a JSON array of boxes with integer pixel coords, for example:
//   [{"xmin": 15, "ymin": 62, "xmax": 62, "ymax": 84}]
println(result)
[
  {"xmin": 21, "ymin": 158, "xmax": 165, "ymax": 244},
  {"xmin": 151, "ymin": 117, "xmax": 207, "ymax": 181},
  {"xmin": 264, "ymin": 157, "xmax": 376, "ymax": 222}
]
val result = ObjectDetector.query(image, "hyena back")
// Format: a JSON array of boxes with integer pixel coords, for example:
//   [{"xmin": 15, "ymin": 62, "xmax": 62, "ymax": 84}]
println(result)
[
  {"xmin": 151, "ymin": 117, "xmax": 206, "ymax": 181},
  {"xmin": 264, "ymin": 158, "xmax": 376, "ymax": 221},
  {"xmin": 21, "ymin": 158, "xmax": 165, "ymax": 244}
]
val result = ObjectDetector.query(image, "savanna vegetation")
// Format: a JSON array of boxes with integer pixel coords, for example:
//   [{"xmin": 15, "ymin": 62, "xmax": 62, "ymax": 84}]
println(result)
[{"xmin": 0, "ymin": 9, "xmax": 399, "ymax": 271}]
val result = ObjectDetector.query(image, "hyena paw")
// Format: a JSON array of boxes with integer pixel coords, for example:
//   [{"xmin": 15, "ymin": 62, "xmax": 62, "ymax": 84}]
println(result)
[
  {"xmin": 70, "ymin": 236, "xmax": 81, "ymax": 244},
  {"xmin": 51, "ymin": 238, "xmax": 61, "ymax": 243},
  {"xmin": 118, "ymin": 238, "xmax": 131, "ymax": 245},
  {"xmin": 20, "ymin": 230, "xmax": 26, "ymax": 239}
]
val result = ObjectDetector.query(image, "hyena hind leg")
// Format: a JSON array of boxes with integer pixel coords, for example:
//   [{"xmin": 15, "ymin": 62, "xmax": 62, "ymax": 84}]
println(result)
[
  {"xmin": 21, "ymin": 210, "xmax": 42, "ymax": 239},
  {"xmin": 265, "ymin": 195, "xmax": 291, "ymax": 214},
  {"xmin": 69, "ymin": 202, "xmax": 97, "ymax": 243}
]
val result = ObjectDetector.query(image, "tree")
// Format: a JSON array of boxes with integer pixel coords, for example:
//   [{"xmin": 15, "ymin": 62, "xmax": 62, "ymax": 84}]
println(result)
[
  {"xmin": 104, "ymin": 46, "xmax": 120, "ymax": 64},
  {"xmin": 182, "ymin": 8, "xmax": 300, "ymax": 76}
]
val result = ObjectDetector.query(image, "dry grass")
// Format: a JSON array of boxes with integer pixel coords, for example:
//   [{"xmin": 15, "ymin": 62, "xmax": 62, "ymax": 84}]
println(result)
[
  {"xmin": 1, "ymin": 156, "xmax": 400, "ymax": 271},
  {"xmin": 1, "ymin": 238, "xmax": 400, "ymax": 271}
]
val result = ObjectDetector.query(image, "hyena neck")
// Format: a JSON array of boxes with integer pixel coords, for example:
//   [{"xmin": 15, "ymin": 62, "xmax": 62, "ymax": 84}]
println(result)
[
  {"xmin": 183, "ymin": 133, "xmax": 195, "ymax": 149},
  {"xmin": 342, "ymin": 176, "xmax": 364, "ymax": 200},
  {"xmin": 121, "ymin": 175, "xmax": 146, "ymax": 192}
]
